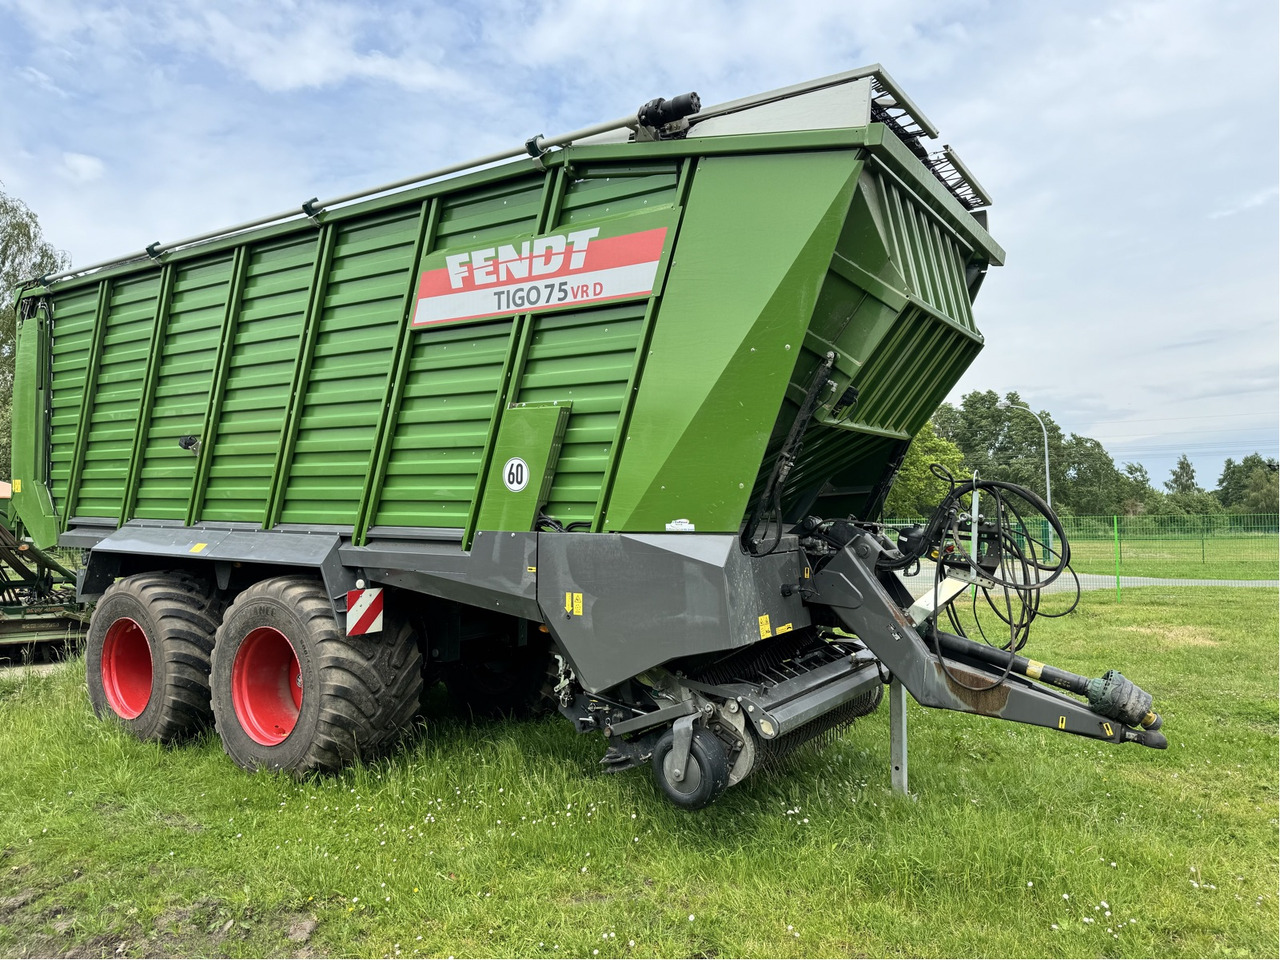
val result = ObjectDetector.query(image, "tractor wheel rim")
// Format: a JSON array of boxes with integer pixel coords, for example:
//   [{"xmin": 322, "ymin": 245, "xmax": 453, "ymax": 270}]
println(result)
[
  {"xmin": 231, "ymin": 627, "xmax": 303, "ymax": 746},
  {"xmin": 101, "ymin": 617, "xmax": 153, "ymax": 719}
]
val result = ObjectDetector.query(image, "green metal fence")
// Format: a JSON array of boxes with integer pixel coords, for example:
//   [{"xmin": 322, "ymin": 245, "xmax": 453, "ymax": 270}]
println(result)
[{"xmin": 882, "ymin": 514, "xmax": 1279, "ymax": 584}]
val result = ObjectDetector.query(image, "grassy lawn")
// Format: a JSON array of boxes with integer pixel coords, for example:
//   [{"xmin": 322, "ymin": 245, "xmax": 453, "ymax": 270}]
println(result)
[
  {"xmin": 1066, "ymin": 537, "xmax": 1277, "ymax": 581},
  {"xmin": 1, "ymin": 588, "xmax": 1276, "ymax": 958}
]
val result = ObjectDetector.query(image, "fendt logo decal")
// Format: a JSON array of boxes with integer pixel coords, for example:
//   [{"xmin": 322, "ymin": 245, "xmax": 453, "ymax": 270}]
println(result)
[{"xmin": 411, "ymin": 226, "xmax": 667, "ymax": 326}]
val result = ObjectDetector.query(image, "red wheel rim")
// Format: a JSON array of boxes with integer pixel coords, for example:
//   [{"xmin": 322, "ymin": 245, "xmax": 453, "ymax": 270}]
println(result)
[
  {"xmin": 231, "ymin": 627, "xmax": 302, "ymax": 745},
  {"xmin": 101, "ymin": 617, "xmax": 153, "ymax": 719}
]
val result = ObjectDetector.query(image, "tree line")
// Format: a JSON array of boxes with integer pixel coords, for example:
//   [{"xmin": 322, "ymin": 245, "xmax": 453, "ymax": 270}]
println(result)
[{"xmin": 884, "ymin": 390, "xmax": 1279, "ymax": 519}]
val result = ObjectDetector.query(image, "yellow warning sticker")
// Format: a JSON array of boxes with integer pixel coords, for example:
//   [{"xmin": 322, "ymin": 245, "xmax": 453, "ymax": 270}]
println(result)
[
  {"xmin": 190, "ymin": 542, "xmax": 208, "ymax": 554},
  {"xmin": 758, "ymin": 614, "xmax": 772, "ymax": 639},
  {"xmin": 1025, "ymin": 659, "xmax": 1045, "ymax": 680},
  {"xmin": 526, "ymin": 566, "xmax": 537, "ymax": 573},
  {"xmin": 776, "ymin": 622, "xmax": 793, "ymax": 635},
  {"xmin": 11, "ymin": 479, "xmax": 20, "ymax": 493},
  {"xmin": 565, "ymin": 591, "xmax": 583, "ymax": 616},
  {"xmin": 1058, "ymin": 716, "xmax": 1067, "ymax": 730},
  {"xmin": 1103, "ymin": 722, "xmax": 1114, "ymax": 737},
  {"xmin": 573, "ymin": 593, "xmax": 583, "ymax": 617}
]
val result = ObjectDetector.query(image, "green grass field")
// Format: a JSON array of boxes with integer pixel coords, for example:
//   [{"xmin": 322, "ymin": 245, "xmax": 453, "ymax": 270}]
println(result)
[
  {"xmin": 1067, "ymin": 536, "xmax": 1278, "ymax": 581},
  {"xmin": 1, "ymin": 588, "xmax": 1276, "ymax": 958}
]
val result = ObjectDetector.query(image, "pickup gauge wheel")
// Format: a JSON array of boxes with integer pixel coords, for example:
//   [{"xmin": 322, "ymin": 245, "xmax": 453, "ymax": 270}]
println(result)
[
  {"xmin": 85, "ymin": 571, "xmax": 223, "ymax": 742},
  {"xmin": 651, "ymin": 727, "xmax": 731, "ymax": 809},
  {"xmin": 210, "ymin": 577, "xmax": 422, "ymax": 774}
]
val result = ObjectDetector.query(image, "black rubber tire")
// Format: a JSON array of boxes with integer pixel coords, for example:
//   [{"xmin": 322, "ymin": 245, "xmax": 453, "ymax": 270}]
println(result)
[
  {"xmin": 210, "ymin": 577, "xmax": 423, "ymax": 775},
  {"xmin": 441, "ymin": 633, "xmax": 553, "ymax": 720},
  {"xmin": 85, "ymin": 571, "xmax": 223, "ymax": 742},
  {"xmin": 651, "ymin": 727, "xmax": 731, "ymax": 810}
]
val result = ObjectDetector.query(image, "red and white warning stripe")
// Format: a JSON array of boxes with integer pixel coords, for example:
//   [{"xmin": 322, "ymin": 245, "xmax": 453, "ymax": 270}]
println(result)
[{"xmin": 346, "ymin": 587, "xmax": 384, "ymax": 636}]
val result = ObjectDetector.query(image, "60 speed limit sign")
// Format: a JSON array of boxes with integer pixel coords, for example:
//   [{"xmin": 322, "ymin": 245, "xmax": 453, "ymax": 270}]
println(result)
[{"xmin": 503, "ymin": 457, "xmax": 530, "ymax": 493}]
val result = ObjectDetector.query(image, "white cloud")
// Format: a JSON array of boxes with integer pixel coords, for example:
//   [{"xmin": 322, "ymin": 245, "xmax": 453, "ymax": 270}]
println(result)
[
  {"xmin": 1208, "ymin": 185, "xmax": 1280, "ymax": 219},
  {"xmin": 58, "ymin": 152, "xmax": 105, "ymax": 183},
  {"xmin": 18, "ymin": 66, "xmax": 66, "ymax": 96},
  {"xmin": 165, "ymin": 5, "xmax": 471, "ymax": 94}
]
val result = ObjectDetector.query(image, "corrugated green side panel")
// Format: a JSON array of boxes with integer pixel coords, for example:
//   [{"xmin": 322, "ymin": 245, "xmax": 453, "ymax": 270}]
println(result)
[
  {"xmin": 132, "ymin": 256, "xmax": 235, "ymax": 519},
  {"xmin": 851, "ymin": 301, "xmax": 980, "ymax": 434},
  {"xmin": 558, "ymin": 161, "xmax": 681, "ymax": 225},
  {"xmin": 72, "ymin": 275, "xmax": 161, "ymax": 518},
  {"xmin": 373, "ymin": 319, "xmax": 515, "ymax": 529},
  {"xmin": 25, "ymin": 134, "xmax": 993, "ymax": 539},
  {"xmin": 276, "ymin": 209, "xmax": 419, "ymax": 527},
  {"xmin": 47, "ymin": 287, "xmax": 101, "ymax": 514},
  {"xmin": 866, "ymin": 165, "xmax": 976, "ymax": 332},
  {"xmin": 514, "ymin": 303, "xmax": 645, "ymax": 525},
  {"xmin": 366, "ymin": 176, "xmax": 548, "ymax": 530},
  {"xmin": 277, "ymin": 208, "xmax": 426, "ymax": 524},
  {"xmin": 200, "ymin": 236, "xmax": 315, "ymax": 522},
  {"xmin": 774, "ymin": 162, "xmax": 986, "ymax": 520},
  {"xmin": 435, "ymin": 174, "xmax": 546, "ymax": 248},
  {"xmin": 503, "ymin": 162, "xmax": 680, "ymax": 526}
]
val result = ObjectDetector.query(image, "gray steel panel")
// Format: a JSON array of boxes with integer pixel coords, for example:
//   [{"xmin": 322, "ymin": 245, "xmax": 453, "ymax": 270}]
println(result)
[
  {"xmin": 536, "ymin": 533, "xmax": 809, "ymax": 693},
  {"xmin": 689, "ymin": 79, "xmax": 871, "ymax": 139},
  {"xmin": 79, "ymin": 523, "xmax": 355, "ymax": 608},
  {"xmin": 91, "ymin": 526, "xmax": 340, "ymax": 566},
  {"xmin": 344, "ymin": 531, "xmax": 540, "ymax": 620}
]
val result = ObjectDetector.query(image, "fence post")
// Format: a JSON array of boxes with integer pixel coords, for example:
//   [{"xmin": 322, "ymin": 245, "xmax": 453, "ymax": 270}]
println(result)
[{"xmin": 1113, "ymin": 515, "xmax": 1121, "ymax": 601}]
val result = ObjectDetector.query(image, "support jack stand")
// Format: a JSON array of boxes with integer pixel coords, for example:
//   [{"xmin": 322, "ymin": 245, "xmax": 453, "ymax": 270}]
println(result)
[{"xmin": 890, "ymin": 676, "xmax": 909, "ymax": 796}]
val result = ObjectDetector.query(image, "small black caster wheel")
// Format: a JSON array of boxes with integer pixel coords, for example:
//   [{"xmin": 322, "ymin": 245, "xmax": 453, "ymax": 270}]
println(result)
[{"xmin": 651, "ymin": 727, "xmax": 730, "ymax": 809}]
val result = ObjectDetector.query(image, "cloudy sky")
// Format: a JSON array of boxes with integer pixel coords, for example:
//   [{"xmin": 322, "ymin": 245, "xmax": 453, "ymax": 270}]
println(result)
[{"xmin": 2, "ymin": 0, "xmax": 1275, "ymax": 490}]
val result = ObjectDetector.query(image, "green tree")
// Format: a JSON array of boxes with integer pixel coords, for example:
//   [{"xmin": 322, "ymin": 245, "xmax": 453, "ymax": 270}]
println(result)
[
  {"xmin": 1240, "ymin": 463, "xmax": 1280, "ymax": 513},
  {"xmin": 1059, "ymin": 434, "xmax": 1141, "ymax": 516},
  {"xmin": 934, "ymin": 390, "xmax": 1066, "ymax": 500},
  {"xmin": 884, "ymin": 421, "xmax": 966, "ymax": 518},
  {"xmin": 1148, "ymin": 490, "xmax": 1225, "ymax": 516},
  {"xmin": 1216, "ymin": 454, "xmax": 1276, "ymax": 509},
  {"xmin": 2, "ymin": 182, "xmax": 68, "ymax": 478},
  {"xmin": 1120, "ymin": 462, "xmax": 1158, "ymax": 514},
  {"xmin": 1163, "ymin": 454, "xmax": 1200, "ymax": 496},
  {"xmin": 935, "ymin": 389, "xmax": 1166, "ymax": 515}
]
